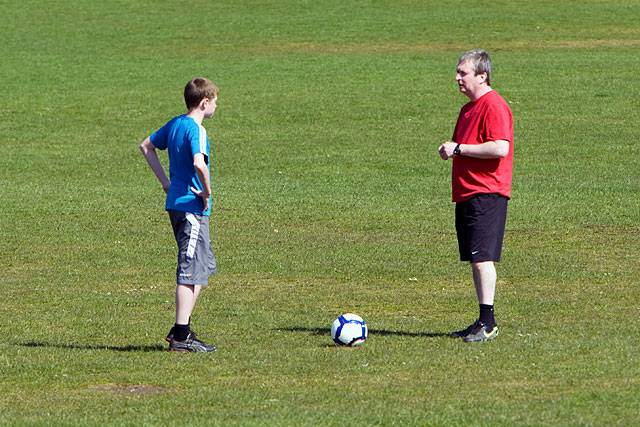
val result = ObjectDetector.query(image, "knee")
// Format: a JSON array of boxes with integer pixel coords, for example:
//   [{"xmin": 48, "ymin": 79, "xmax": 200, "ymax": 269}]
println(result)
[{"xmin": 472, "ymin": 261, "xmax": 495, "ymax": 273}]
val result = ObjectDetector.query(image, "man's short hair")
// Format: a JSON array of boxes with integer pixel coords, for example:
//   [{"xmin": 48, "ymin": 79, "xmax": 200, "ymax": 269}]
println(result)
[
  {"xmin": 458, "ymin": 49, "xmax": 492, "ymax": 86},
  {"xmin": 184, "ymin": 77, "xmax": 219, "ymax": 110}
]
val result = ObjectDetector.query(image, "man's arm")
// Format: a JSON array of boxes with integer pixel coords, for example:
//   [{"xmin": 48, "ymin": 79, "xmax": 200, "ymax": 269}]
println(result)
[
  {"xmin": 139, "ymin": 137, "xmax": 170, "ymax": 193},
  {"xmin": 191, "ymin": 153, "xmax": 211, "ymax": 211},
  {"xmin": 438, "ymin": 140, "xmax": 509, "ymax": 160}
]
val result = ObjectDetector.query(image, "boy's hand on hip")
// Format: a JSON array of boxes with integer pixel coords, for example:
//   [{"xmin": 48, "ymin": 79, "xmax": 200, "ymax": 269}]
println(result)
[{"xmin": 190, "ymin": 186, "xmax": 211, "ymax": 212}]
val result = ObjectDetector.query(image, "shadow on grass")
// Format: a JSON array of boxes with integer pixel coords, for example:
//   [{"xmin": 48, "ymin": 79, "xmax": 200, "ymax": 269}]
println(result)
[
  {"xmin": 279, "ymin": 327, "xmax": 451, "ymax": 338},
  {"xmin": 18, "ymin": 341, "xmax": 166, "ymax": 352}
]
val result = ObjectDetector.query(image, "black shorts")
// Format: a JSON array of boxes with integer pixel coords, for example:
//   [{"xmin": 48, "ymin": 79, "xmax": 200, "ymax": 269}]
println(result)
[{"xmin": 455, "ymin": 194, "xmax": 508, "ymax": 263}]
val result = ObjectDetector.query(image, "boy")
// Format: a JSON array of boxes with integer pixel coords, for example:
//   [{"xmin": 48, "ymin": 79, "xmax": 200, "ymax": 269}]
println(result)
[{"xmin": 139, "ymin": 77, "xmax": 219, "ymax": 352}]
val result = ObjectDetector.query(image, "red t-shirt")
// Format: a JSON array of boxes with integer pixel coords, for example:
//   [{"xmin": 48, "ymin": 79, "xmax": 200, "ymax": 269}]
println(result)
[{"xmin": 451, "ymin": 90, "xmax": 514, "ymax": 202}]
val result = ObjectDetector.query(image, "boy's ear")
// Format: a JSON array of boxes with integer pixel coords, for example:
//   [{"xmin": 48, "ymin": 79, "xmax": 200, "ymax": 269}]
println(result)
[{"xmin": 199, "ymin": 98, "xmax": 208, "ymax": 110}]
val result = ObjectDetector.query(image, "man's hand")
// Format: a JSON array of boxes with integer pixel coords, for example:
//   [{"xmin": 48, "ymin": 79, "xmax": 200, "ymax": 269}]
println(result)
[{"xmin": 438, "ymin": 141, "xmax": 458, "ymax": 160}]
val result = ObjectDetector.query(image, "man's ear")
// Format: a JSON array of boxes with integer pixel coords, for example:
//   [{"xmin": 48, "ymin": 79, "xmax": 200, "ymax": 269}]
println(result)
[{"xmin": 477, "ymin": 72, "xmax": 488, "ymax": 84}]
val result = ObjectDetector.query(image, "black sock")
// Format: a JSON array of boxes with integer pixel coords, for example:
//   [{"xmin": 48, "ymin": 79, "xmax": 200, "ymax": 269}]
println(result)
[
  {"xmin": 174, "ymin": 323, "xmax": 190, "ymax": 341},
  {"xmin": 479, "ymin": 304, "xmax": 496, "ymax": 329}
]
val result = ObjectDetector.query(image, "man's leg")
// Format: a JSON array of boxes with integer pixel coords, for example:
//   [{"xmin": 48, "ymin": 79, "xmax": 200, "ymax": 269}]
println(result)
[
  {"xmin": 472, "ymin": 261, "xmax": 496, "ymax": 305},
  {"xmin": 463, "ymin": 261, "xmax": 498, "ymax": 342}
]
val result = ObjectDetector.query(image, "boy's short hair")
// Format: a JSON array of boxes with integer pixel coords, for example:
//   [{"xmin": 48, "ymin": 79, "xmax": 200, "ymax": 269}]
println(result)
[
  {"xmin": 458, "ymin": 49, "xmax": 492, "ymax": 86},
  {"xmin": 184, "ymin": 77, "xmax": 219, "ymax": 110}
]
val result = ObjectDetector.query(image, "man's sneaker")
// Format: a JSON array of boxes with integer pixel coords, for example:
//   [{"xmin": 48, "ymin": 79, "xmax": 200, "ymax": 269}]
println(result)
[
  {"xmin": 463, "ymin": 321, "xmax": 498, "ymax": 343},
  {"xmin": 450, "ymin": 319, "xmax": 481, "ymax": 338},
  {"xmin": 169, "ymin": 332, "xmax": 217, "ymax": 352}
]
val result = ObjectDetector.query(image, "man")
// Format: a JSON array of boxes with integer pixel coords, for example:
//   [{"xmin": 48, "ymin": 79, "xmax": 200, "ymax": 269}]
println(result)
[{"xmin": 438, "ymin": 49, "xmax": 514, "ymax": 343}]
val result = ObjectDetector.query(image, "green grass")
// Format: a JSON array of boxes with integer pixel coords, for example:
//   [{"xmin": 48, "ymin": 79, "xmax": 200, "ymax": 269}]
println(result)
[{"xmin": 1, "ymin": 0, "xmax": 640, "ymax": 425}]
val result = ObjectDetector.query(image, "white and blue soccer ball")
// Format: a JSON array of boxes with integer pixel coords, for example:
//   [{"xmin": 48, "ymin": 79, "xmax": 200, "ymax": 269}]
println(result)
[{"xmin": 331, "ymin": 313, "xmax": 368, "ymax": 346}]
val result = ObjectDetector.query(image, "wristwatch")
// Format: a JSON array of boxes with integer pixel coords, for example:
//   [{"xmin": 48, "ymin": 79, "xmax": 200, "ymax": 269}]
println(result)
[{"xmin": 453, "ymin": 144, "xmax": 461, "ymax": 156}]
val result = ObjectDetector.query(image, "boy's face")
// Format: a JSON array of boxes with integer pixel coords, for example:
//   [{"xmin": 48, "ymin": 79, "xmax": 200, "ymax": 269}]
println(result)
[{"xmin": 203, "ymin": 96, "xmax": 218, "ymax": 118}]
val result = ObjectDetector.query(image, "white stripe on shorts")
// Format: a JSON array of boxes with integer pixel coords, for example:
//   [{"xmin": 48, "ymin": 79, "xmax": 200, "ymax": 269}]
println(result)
[{"xmin": 185, "ymin": 213, "xmax": 201, "ymax": 259}]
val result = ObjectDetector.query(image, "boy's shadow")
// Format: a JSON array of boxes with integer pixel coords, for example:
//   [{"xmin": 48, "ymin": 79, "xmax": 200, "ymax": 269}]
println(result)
[
  {"xmin": 280, "ymin": 327, "xmax": 451, "ymax": 338},
  {"xmin": 18, "ymin": 341, "xmax": 166, "ymax": 352}
]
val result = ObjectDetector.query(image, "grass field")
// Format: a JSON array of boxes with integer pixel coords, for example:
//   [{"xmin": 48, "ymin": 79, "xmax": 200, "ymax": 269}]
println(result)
[{"xmin": 1, "ymin": 0, "xmax": 639, "ymax": 425}]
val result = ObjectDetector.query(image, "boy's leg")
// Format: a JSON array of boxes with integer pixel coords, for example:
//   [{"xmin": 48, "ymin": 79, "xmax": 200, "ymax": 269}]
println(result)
[
  {"xmin": 194, "ymin": 283, "xmax": 202, "ymax": 302},
  {"xmin": 170, "ymin": 284, "xmax": 215, "ymax": 352},
  {"xmin": 175, "ymin": 284, "xmax": 204, "ymax": 325},
  {"xmin": 176, "ymin": 284, "xmax": 196, "ymax": 325},
  {"xmin": 167, "ymin": 210, "xmax": 216, "ymax": 351}
]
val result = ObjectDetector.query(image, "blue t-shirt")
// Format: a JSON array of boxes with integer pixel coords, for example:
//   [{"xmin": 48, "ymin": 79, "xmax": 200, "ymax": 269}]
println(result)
[{"xmin": 150, "ymin": 115, "xmax": 212, "ymax": 216}]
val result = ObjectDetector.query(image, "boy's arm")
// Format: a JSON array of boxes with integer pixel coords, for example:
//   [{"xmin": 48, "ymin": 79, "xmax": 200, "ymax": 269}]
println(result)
[
  {"xmin": 191, "ymin": 153, "xmax": 211, "ymax": 211},
  {"xmin": 139, "ymin": 137, "xmax": 170, "ymax": 193}
]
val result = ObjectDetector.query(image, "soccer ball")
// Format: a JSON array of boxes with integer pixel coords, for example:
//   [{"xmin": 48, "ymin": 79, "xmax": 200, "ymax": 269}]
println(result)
[{"xmin": 331, "ymin": 313, "xmax": 368, "ymax": 346}]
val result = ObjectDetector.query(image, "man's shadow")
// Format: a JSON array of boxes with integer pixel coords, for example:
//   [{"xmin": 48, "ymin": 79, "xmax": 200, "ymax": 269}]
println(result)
[
  {"xmin": 17, "ymin": 341, "xmax": 166, "ymax": 352},
  {"xmin": 279, "ymin": 327, "xmax": 451, "ymax": 338}
]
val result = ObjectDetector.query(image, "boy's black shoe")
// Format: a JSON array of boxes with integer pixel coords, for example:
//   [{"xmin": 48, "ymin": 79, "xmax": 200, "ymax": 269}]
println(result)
[
  {"xmin": 169, "ymin": 332, "xmax": 217, "ymax": 352},
  {"xmin": 165, "ymin": 327, "xmax": 176, "ymax": 343},
  {"xmin": 450, "ymin": 319, "xmax": 481, "ymax": 338},
  {"xmin": 463, "ymin": 321, "xmax": 498, "ymax": 343},
  {"xmin": 166, "ymin": 327, "xmax": 201, "ymax": 343}
]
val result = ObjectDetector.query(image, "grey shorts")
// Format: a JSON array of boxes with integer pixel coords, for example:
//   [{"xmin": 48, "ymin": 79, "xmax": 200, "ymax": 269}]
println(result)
[{"xmin": 168, "ymin": 210, "xmax": 217, "ymax": 285}]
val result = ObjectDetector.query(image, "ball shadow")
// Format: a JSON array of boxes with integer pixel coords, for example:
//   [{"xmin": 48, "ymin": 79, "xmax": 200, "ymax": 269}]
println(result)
[{"xmin": 278, "ymin": 326, "xmax": 451, "ymax": 338}]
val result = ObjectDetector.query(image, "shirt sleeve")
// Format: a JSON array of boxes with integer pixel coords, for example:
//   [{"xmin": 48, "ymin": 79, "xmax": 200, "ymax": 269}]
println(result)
[
  {"xmin": 188, "ymin": 124, "xmax": 209, "ymax": 163},
  {"xmin": 149, "ymin": 123, "xmax": 169, "ymax": 150},
  {"xmin": 484, "ymin": 102, "xmax": 512, "ymax": 143}
]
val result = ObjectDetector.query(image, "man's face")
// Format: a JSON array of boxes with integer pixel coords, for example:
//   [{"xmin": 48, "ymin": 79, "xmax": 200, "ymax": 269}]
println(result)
[
  {"xmin": 455, "ymin": 60, "xmax": 486, "ymax": 98},
  {"xmin": 204, "ymin": 96, "xmax": 218, "ymax": 118}
]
